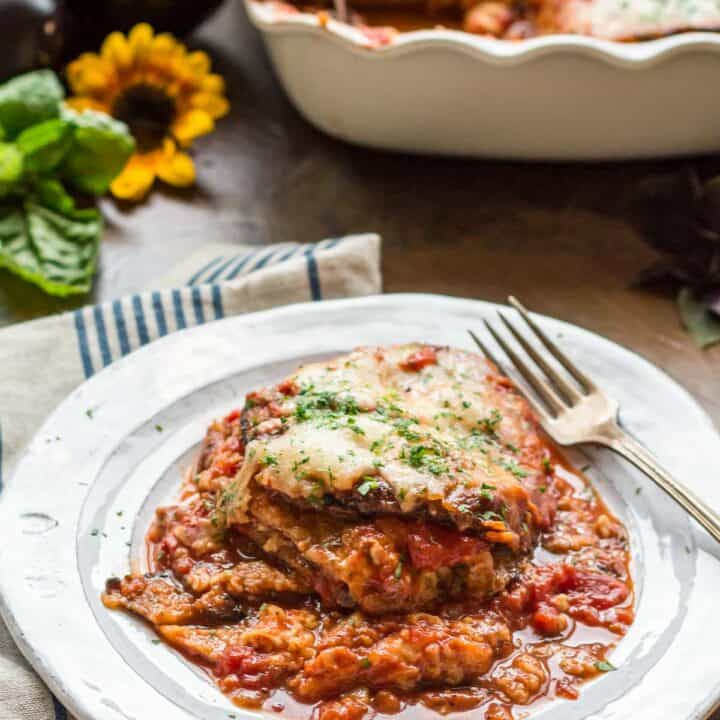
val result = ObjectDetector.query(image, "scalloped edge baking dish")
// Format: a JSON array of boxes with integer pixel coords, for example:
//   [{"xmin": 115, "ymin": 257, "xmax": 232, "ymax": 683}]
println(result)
[{"xmin": 244, "ymin": 1, "xmax": 720, "ymax": 160}]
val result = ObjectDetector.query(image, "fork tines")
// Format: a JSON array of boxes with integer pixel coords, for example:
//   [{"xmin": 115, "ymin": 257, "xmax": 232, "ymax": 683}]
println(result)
[{"xmin": 469, "ymin": 296, "xmax": 594, "ymax": 420}]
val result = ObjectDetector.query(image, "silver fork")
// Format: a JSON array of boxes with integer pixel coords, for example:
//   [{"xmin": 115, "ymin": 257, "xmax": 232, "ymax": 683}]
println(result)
[{"xmin": 469, "ymin": 296, "xmax": 720, "ymax": 544}]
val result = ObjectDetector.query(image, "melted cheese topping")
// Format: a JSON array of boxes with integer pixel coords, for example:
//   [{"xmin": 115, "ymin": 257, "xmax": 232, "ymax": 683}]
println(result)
[
  {"xmin": 223, "ymin": 346, "xmax": 538, "ymax": 545},
  {"xmin": 544, "ymin": 0, "xmax": 720, "ymax": 38}
]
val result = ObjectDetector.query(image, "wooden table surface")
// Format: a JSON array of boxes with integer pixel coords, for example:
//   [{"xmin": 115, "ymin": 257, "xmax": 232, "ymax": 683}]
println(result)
[{"xmin": 0, "ymin": 0, "xmax": 717, "ymax": 431}]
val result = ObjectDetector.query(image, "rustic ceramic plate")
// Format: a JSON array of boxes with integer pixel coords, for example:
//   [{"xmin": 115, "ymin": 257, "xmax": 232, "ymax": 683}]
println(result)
[{"xmin": 1, "ymin": 294, "xmax": 719, "ymax": 720}]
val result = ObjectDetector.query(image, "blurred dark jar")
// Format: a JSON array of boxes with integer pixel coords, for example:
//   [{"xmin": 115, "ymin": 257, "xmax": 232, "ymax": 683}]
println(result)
[
  {"xmin": 0, "ymin": 0, "xmax": 226, "ymax": 82},
  {"xmin": 63, "ymin": 0, "xmax": 226, "ymax": 50},
  {"xmin": 0, "ymin": 0, "xmax": 64, "ymax": 81}
]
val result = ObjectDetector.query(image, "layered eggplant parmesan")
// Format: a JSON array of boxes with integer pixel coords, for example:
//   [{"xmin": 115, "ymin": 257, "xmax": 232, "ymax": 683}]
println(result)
[
  {"xmin": 280, "ymin": 0, "xmax": 720, "ymax": 42},
  {"xmin": 104, "ymin": 344, "xmax": 634, "ymax": 719}
]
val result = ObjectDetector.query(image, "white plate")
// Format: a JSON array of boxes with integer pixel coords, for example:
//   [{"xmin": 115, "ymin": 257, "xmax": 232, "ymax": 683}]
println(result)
[
  {"xmin": 1, "ymin": 293, "xmax": 720, "ymax": 720},
  {"xmin": 245, "ymin": 2, "xmax": 720, "ymax": 160}
]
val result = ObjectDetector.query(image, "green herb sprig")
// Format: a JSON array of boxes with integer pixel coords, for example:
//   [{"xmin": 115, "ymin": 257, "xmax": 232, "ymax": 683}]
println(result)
[{"xmin": 0, "ymin": 70, "xmax": 134, "ymax": 296}]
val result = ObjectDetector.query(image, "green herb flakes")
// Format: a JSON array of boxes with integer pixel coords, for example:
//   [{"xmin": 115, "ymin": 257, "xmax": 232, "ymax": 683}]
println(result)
[{"xmin": 595, "ymin": 660, "xmax": 616, "ymax": 673}]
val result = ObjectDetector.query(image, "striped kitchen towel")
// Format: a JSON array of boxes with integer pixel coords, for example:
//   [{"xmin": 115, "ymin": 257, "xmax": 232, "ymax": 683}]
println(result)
[{"xmin": 0, "ymin": 232, "xmax": 381, "ymax": 720}]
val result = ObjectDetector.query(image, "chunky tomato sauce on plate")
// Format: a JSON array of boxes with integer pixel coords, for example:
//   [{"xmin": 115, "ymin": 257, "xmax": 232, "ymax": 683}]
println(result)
[{"xmin": 103, "ymin": 345, "xmax": 633, "ymax": 720}]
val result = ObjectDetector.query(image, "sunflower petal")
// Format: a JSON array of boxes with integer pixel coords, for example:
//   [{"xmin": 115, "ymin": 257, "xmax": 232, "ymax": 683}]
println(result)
[
  {"xmin": 172, "ymin": 109, "xmax": 214, "ymax": 146},
  {"xmin": 201, "ymin": 73, "xmax": 226, "ymax": 95},
  {"xmin": 156, "ymin": 145, "xmax": 196, "ymax": 187},
  {"xmin": 128, "ymin": 23, "xmax": 154, "ymax": 62},
  {"xmin": 66, "ymin": 54, "xmax": 117, "ymax": 96},
  {"xmin": 64, "ymin": 97, "xmax": 110, "ymax": 114},
  {"xmin": 101, "ymin": 32, "xmax": 133, "ymax": 72},
  {"xmin": 187, "ymin": 51, "xmax": 211, "ymax": 76},
  {"xmin": 110, "ymin": 154, "xmax": 157, "ymax": 201},
  {"xmin": 189, "ymin": 91, "xmax": 230, "ymax": 119},
  {"xmin": 151, "ymin": 33, "xmax": 182, "ymax": 59}
]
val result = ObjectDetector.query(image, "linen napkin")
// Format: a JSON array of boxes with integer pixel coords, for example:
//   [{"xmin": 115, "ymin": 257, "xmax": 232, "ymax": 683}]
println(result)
[{"xmin": 0, "ymin": 232, "xmax": 381, "ymax": 720}]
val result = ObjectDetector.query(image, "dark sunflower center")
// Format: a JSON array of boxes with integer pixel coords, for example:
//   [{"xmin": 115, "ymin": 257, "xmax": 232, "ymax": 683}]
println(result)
[{"xmin": 112, "ymin": 84, "xmax": 176, "ymax": 152}]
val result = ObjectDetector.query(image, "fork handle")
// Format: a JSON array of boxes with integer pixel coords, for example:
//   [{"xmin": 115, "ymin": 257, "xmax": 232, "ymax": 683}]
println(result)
[{"xmin": 607, "ymin": 428, "xmax": 720, "ymax": 544}]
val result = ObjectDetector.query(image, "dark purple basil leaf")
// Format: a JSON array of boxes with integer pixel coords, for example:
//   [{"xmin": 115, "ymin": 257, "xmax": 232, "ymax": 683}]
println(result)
[
  {"xmin": 677, "ymin": 287, "xmax": 720, "ymax": 348},
  {"xmin": 631, "ymin": 169, "xmax": 720, "ymax": 287},
  {"xmin": 630, "ymin": 171, "xmax": 701, "ymax": 256}
]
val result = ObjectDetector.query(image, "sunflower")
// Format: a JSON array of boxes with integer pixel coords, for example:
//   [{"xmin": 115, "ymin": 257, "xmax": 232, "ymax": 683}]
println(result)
[{"xmin": 66, "ymin": 23, "xmax": 229, "ymax": 201}]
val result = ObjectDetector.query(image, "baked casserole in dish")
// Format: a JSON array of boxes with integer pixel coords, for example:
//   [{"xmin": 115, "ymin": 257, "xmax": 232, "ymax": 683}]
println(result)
[{"xmin": 244, "ymin": 0, "xmax": 720, "ymax": 158}]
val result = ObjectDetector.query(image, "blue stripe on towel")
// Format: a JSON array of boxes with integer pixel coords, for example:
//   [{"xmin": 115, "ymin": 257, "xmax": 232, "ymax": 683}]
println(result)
[
  {"xmin": 224, "ymin": 249, "xmax": 260, "ymax": 281},
  {"xmin": 112, "ymin": 300, "xmax": 131, "ymax": 356},
  {"xmin": 205, "ymin": 254, "xmax": 241, "ymax": 283},
  {"xmin": 187, "ymin": 255, "xmax": 224, "ymax": 286},
  {"xmin": 152, "ymin": 292, "xmax": 168, "ymax": 337},
  {"xmin": 73, "ymin": 310, "xmax": 95, "ymax": 379},
  {"xmin": 171, "ymin": 289, "xmax": 187, "ymax": 330},
  {"xmin": 252, "ymin": 248, "xmax": 280, "ymax": 271},
  {"xmin": 191, "ymin": 286, "xmax": 205, "ymax": 324},
  {"xmin": 52, "ymin": 694, "xmax": 67, "ymax": 720},
  {"xmin": 211, "ymin": 285, "xmax": 224, "ymax": 319},
  {"xmin": 305, "ymin": 246, "xmax": 322, "ymax": 300},
  {"xmin": 93, "ymin": 306, "xmax": 112, "ymax": 367},
  {"xmin": 132, "ymin": 295, "xmax": 150, "ymax": 346},
  {"xmin": 277, "ymin": 245, "xmax": 302, "ymax": 263},
  {"xmin": 323, "ymin": 238, "xmax": 341, "ymax": 250}
]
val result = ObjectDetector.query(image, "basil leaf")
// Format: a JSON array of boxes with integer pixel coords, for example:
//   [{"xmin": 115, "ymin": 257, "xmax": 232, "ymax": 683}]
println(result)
[
  {"xmin": 61, "ymin": 107, "xmax": 135, "ymax": 195},
  {"xmin": 16, "ymin": 118, "xmax": 73, "ymax": 174},
  {"xmin": 677, "ymin": 287, "xmax": 720, "ymax": 349},
  {"xmin": 0, "ymin": 142, "xmax": 23, "ymax": 196},
  {"xmin": 0, "ymin": 70, "xmax": 64, "ymax": 139},
  {"xmin": 0, "ymin": 180, "xmax": 101, "ymax": 296}
]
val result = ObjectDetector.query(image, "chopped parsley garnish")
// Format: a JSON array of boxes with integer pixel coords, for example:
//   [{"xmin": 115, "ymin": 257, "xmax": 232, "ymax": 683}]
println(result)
[
  {"xmin": 292, "ymin": 457, "xmax": 310, "ymax": 472},
  {"xmin": 539, "ymin": 485, "xmax": 547, "ymax": 493},
  {"xmin": 542, "ymin": 457, "xmax": 553, "ymax": 473},
  {"xmin": 595, "ymin": 660, "xmax": 616, "ymax": 672},
  {"xmin": 394, "ymin": 560, "xmax": 403, "ymax": 579},
  {"xmin": 462, "ymin": 400, "xmax": 471, "ymax": 409},
  {"xmin": 405, "ymin": 444, "xmax": 447, "ymax": 475},
  {"xmin": 262, "ymin": 454, "xmax": 279, "ymax": 466},
  {"xmin": 477, "ymin": 409, "xmax": 502, "ymax": 434},
  {"xmin": 155, "ymin": 424, "xmax": 163, "ymax": 432},
  {"xmin": 360, "ymin": 658, "xmax": 372, "ymax": 669},
  {"xmin": 395, "ymin": 418, "xmax": 422, "ymax": 441},
  {"xmin": 85, "ymin": 409, "xmax": 93, "ymax": 419},
  {"xmin": 481, "ymin": 511, "xmax": 504, "ymax": 522},
  {"xmin": 503, "ymin": 460, "xmax": 529, "ymax": 478},
  {"xmin": 294, "ymin": 389, "xmax": 361, "ymax": 423},
  {"xmin": 356, "ymin": 477, "xmax": 380, "ymax": 496},
  {"xmin": 480, "ymin": 482, "xmax": 496, "ymax": 500}
]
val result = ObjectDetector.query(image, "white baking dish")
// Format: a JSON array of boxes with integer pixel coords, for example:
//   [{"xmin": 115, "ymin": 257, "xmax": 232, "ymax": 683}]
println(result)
[{"xmin": 244, "ymin": 0, "xmax": 720, "ymax": 160}]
